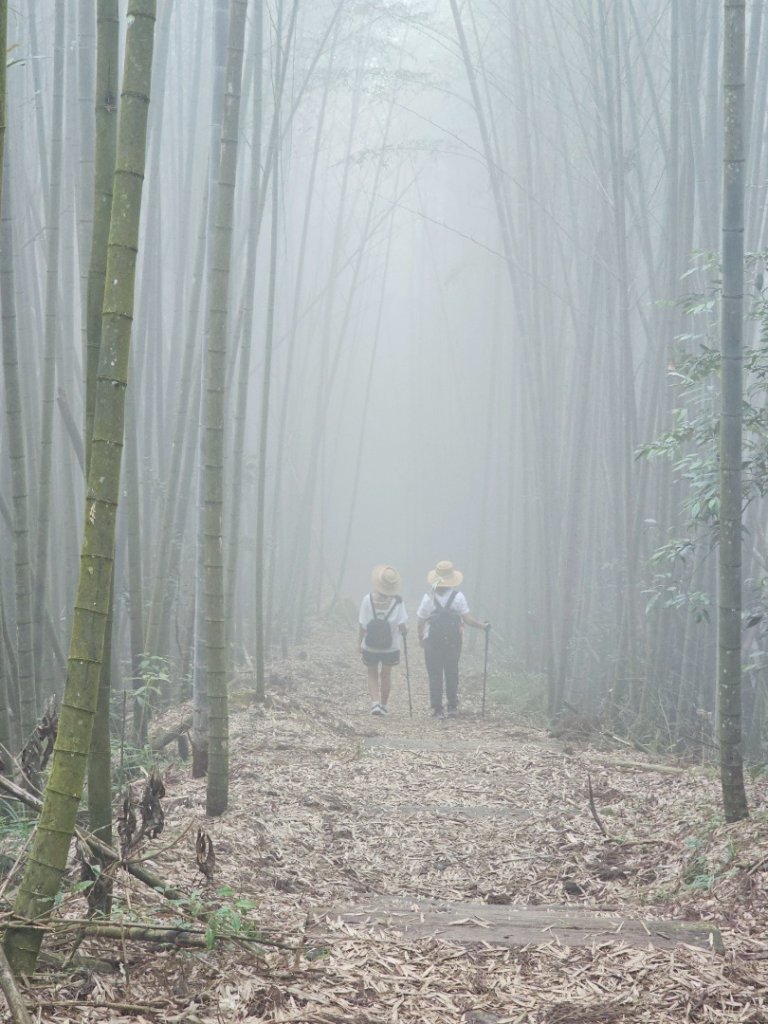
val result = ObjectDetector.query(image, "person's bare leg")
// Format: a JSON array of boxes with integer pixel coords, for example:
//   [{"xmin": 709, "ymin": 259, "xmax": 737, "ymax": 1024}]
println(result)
[
  {"xmin": 380, "ymin": 665, "xmax": 393, "ymax": 708},
  {"xmin": 367, "ymin": 664, "xmax": 381, "ymax": 705}
]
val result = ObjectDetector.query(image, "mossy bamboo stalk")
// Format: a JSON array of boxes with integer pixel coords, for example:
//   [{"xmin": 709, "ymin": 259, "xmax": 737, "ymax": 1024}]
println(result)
[
  {"xmin": 3, "ymin": 0, "xmax": 157, "ymax": 976},
  {"xmin": 85, "ymin": 0, "xmax": 120, "ymax": 867}
]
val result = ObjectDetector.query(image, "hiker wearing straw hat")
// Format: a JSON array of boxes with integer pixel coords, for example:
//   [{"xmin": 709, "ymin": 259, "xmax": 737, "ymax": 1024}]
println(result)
[
  {"xmin": 358, "ymin": 565, "xmax": 408, "ymax": 717},
  {"xmin": 417, "ymin": 560, "xmax": 489, "ymax": 719}
]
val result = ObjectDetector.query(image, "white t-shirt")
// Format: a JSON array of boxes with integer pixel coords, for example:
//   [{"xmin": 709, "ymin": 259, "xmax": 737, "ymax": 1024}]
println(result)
[
  {"xmin": 416, "ymin": 589, "xmax": 469, "ymax": 639},
  {"xmin": 359, "ymin": 594, "xmax": 408, "ymax": 652}
]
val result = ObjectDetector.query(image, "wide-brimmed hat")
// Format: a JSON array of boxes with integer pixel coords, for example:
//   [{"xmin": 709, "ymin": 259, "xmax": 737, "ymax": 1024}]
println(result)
[
  {"xmin": 427, "ymin": 560, "xmax": 464, "ymax": 588},
  {"xmin": 370, "ymin": 564, "xmax": 401, "ymax": 596}
]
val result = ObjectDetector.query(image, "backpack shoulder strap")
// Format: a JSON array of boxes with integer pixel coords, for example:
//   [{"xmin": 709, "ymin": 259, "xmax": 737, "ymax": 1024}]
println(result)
[
  {"xmin": 383, "ymin": 597, "xmax": 399, "ymax": 620},
  {"xmin": 369, "ymin": 593, "xmax": 381, "ymax": 619},
  {"xmin": 445, "ymin": 589, "xmax": 458, "ymax": 611}
]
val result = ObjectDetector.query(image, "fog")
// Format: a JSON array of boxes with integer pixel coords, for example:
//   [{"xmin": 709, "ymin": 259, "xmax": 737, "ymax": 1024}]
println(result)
[{"xmin": 2, "ymin": 1, "xmax": 767, "ymax": 760}]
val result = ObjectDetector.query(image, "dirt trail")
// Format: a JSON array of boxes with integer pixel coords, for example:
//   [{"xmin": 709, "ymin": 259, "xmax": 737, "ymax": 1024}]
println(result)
[{"xmin": 25, "ymin": 627, "xmax": 768, "ymax": 1022}]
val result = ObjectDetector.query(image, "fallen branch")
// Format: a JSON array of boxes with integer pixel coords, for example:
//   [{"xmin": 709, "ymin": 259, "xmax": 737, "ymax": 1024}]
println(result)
[
  {"xmin": 8, "ymin": 917, "xmax": 296, "ymax": 951},
  {"xmin": 0, "ymin": 942, "xmax": 33, "ymax": 1024},
  {"xmin": 150, "ymin": 719, "xmax": 192, "ymax": 752},
  {"xmin": 601, "ymin": 731, "xmax": 654, "ymax": 755},
  {"xmin": 38, "ymin": 950, "xmax": 118, "ymax": 974},
  {"xmin": 609, "ymin": 759, "xmax": 687, "ymax": 776},
  {"xmin": 34, "ymin": 999, "xmax": 166, "ymax": 1015},
  {"xmin": 0, "ymin": 774, "xmax": 185, "ymax": 903},
  {"xmin": 747, "ymin": 852, "xmax": 768, "ymax": 876},
  {"xmin": 0, "ymin": 776, "xmax": 297, "ymax": 954},
  {"xmin": 51, "ymin": 922, "xmax": 212, "ymax": 948},
  {"xmin": 586, "ymin": 774, "xmax": 608, "ymax": 837}
]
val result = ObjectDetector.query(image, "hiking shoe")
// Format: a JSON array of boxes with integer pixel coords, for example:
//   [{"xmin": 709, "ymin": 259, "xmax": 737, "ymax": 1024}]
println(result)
[
  {"xmin": 378, "ymin": 703, "xmax": 388, "ymax": 715},
  {"xmin": 446, "ymin": 706, "xmax": 459, "ymax": 718},
  {"xmin": 371, "ymin": 703, "xmax": 384, "ymax": 716},
  {"xmin": 430, "ymin": 707, "xmax": 444, "ymax": 719}
]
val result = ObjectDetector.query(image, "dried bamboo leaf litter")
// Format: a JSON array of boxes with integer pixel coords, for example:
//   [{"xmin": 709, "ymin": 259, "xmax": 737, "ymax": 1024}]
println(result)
[{"xmin": 2, "ymin": 624, "xmax": 768, "ymax": 1022}]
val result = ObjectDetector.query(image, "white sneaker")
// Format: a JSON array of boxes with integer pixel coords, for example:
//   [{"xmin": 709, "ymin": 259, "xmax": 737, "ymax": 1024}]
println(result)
[
  {"xmin": 371, "ymin": 703, "xmax": 384, "ymax": 716},
  {"xmin": 379, "ymin": 703, "xmax": 388, "ymax": 715}
]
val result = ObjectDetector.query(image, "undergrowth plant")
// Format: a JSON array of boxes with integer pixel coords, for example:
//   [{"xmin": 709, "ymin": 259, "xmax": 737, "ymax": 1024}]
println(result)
[
  {"xmin": 638, "ymin": 250, "xmax": 768, "ymax": 755},
  {"xmin": 161, "ymin": 886, "xmax": 262, "ymax": 948},
  {"xmin": 0, "ymin": 801, "xmax": 35, "ymax": 863},
  {"xmin": 129, "ymin": 653, "xmax": 172, "ymax": 739}
]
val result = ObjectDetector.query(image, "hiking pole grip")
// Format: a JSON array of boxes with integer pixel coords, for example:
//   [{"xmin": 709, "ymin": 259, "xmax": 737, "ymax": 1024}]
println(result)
[{"xmin": 403, "ymin": 634, "xmax": 413, "ymax": 719}]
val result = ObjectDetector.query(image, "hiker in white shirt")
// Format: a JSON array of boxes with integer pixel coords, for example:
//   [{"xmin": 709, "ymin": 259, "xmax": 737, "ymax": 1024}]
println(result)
[
  {"xmin": 417, "ymin": 560, "xmax": 488, "ymax": 718},
  {"xmin": 358, "ymin": 565, "xmax": 408, "ymax": 717}
]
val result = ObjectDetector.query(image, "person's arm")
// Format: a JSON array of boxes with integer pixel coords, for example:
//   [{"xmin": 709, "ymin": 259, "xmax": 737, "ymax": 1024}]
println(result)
[
  {"xmin": 462, "ymin": 612, "xmax": 490, "ymax": 631},
  {"xmin": 416, "ymin": 594, "xmax": 431, "ymax": 645},
  {"xmin": 398, "ymin": 601, "xmax": 408, "ymax": 636},
  {"xmin": 358, "ymin": 596, "xmax": 369, "ymax": 648},
  {"xmin": 417, "ymin": 611, "xmax": 429, "ymax": 645}
]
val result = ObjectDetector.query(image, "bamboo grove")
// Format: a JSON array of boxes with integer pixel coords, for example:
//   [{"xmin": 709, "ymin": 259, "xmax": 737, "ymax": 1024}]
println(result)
[{"xmin": 0, "ymin": 0, "xmax": 766, "ymax": 968}]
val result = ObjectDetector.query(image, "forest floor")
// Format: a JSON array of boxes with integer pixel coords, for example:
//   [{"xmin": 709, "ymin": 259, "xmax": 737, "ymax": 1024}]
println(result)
[{"xmin": 5, "ymin": 623, "xmax": 768, "ymax": 1023}]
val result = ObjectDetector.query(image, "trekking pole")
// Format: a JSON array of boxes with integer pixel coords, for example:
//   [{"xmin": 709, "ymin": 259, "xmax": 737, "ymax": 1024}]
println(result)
[
  {"xmin": 403, "ymin": 634, "xmax": 413, "ymax": 719},
  {"xmin": 481, "ymin": 625, "xmax": 490, "ymax": 717}
]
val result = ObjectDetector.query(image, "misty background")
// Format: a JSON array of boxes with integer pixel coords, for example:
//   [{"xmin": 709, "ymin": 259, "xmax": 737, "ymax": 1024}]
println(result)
[{"xmin": 3, "ymin": 1, "xmax": 768, "ymax": 754}]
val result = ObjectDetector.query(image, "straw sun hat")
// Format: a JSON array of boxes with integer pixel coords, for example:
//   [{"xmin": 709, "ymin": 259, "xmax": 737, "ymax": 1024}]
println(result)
[
  {"xmin": 427, "ymin": 560, "xmax": 464, "ymax": 588},
  {"xmin": 370, "ymin": 564, "xmax": 402, "ymax": 596}
]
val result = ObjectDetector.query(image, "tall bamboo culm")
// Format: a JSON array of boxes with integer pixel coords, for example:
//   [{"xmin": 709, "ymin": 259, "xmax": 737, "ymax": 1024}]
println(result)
[
  {"xmin": 4, "ymin": 0, "xmax": 157, "ymax": 976},
  {"xmin": 203, "ymin": 0, "xmax": 248, "ymax": 817},
  {"xmin": 719, "ymin": 0, "xmax": 749, "ymax": 822}
]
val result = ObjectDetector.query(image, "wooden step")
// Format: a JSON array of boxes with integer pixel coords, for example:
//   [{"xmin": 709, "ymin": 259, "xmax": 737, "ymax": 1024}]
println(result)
[{"xmin": 310, "ymin": 896, "xmax": 724, "ymax": 952}]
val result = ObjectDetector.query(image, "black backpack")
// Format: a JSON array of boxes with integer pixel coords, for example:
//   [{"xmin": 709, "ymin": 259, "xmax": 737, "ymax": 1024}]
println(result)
[
  {"xmin": 428, "ymin": 590, "xmax": 461, "ymax": 647},
  {"xmin": 366, "ymin": 595, "xmax": 398, "ymax": 649}
]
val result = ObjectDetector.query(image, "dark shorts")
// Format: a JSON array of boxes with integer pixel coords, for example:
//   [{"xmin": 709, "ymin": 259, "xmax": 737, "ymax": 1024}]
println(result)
[{"xmin": 362, "ymin": 648, "xmax": 400, "ymax": 667}]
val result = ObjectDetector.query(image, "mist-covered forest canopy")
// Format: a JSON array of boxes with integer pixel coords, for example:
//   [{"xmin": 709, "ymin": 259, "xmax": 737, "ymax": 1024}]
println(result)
[
  {"xmin": 4, "ymin": 0, "xmax": 767, "ymax": 754},
  {"xmin": 1, "ymin": 0, "xmax": 768, "ymax": 1017}
]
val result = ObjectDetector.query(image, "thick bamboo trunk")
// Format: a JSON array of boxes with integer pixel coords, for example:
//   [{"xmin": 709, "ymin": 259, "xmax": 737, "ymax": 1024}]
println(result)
[
  {"xmin": 0, "ymin": 0, "xmax": 6, "ymax": 206},
  {"xmin": 84, "ymin": 0, "xmax": 120, "ymax": 880},
  {"xmin": 719, "ymin": 0, "xmax": 749, "ymax": 822},
  {"xmin": 31, "ymin": 4, "xmax": 66, "ymax": 711},
  {"xmin": 0, "ymin": 164, "xmax": 33, "ymax": 755},
  {"xmin": 201, "ymin": 0, "xmax": 248, "ymax": 817},
  {"xmin": 4, "ymin": 0, "xmax": 157, "ymax": 975},
  {"xmin": 253, "ymin": 143, "xmax": 280, "ymax": 699}
]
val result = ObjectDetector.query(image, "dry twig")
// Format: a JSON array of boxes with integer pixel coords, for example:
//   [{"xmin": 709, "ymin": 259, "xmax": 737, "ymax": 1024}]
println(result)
[
  {"xmin": 587, "ymin": 774, "xmax": 608, "ymax": 837},
  {"xmin": 0, "ymin": 941, "xmax": 33, "ymax": 1024}
]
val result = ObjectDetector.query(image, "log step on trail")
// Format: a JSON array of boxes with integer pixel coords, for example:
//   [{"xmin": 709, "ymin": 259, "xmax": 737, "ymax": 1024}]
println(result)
[
  {"xmin": 311, "ymin": 897, "xmax": 724, "ymax": 953},
  {"xmin": 365, "ymin": 803, "xmax": 533, "ymax": 821},
  {"xmin": 362, "ymin": 735, "xmax": 526, "ymax": 754},
  {"xmin": 362, "ymin": 735, "xmax": 688, "ymax": 774}
]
